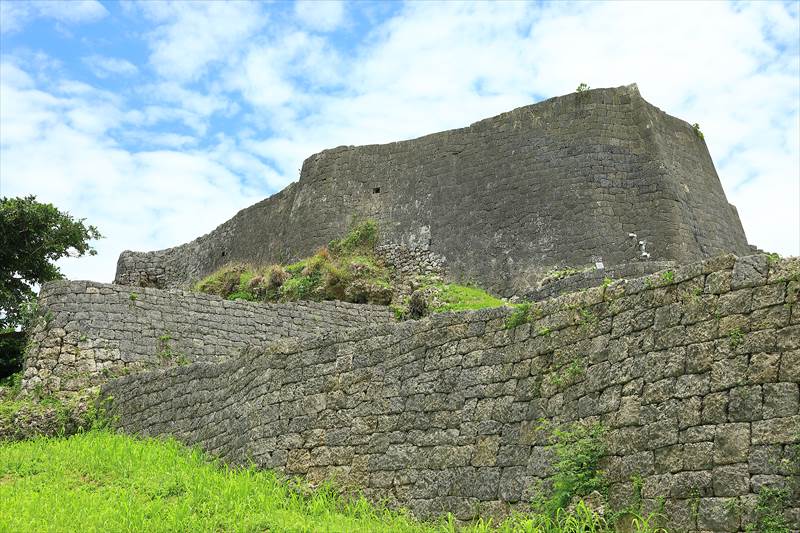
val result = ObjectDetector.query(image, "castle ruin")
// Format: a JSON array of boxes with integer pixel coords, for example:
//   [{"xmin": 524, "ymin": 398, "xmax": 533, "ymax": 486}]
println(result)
[{"xmin": 17, "ymin": 85, "xmax": 798, "ymax": 532}]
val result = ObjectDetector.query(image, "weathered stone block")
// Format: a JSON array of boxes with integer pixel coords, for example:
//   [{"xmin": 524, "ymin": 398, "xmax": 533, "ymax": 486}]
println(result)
[
  {"xmin": 712, "ymin": 463, "xmax": 749, "ymax": 496},
  {"xmin": 655, "ymin": 444, "xmax": 683, "ymax": 473},
  {"xmin": 728, "ymin": 385, "xmax": 763, "ymax": 422},
  {"xmin": 752, "ymin": 284, "xmax": 786, "ymax": 310},
  {"xmin": 670, "ymin": 470, "xmax": 713, "ymax": 497},
  {"xmin": 763, "ymin": 382, "xmax": 799, "ymax": 419},
  {"xmin": 713, "ymin": 423, "xmax": 750, "ymax": 465},
  {"xmin": 702, "ymin": 392, "xmax": 729, "ymax": 424},
  {"xmin": 683, "ymin": 441, "xmax": 714, "ymax": 470},
  {"xmin": 779, "ymin": 349, "xmax": 800, "ymax": 381},
  {"xmin": 697, "ymin": 497, "xmax": 740, "ymax": 531},
  {"xmin": 748, "ymin": 445, "xmax": 784, "ymax": 475},
  {"xmin": 749, "ymin": 305, "xmax": 791, "ymax": 331},
  {"xmin": 718, "ymin": 289, "xmax": 754, "ymax": 316},
  {"xmin": 686, "ymin": 341, "xmax": 715, "ymax": 373},
  {"xmin": 748, "ymin": 352, "xmax": 780, "ymax": 384},
  {"xmin": 732, "ymin": 255, "xmax": 769, "ymax": 290},
  {"xmin": 710, "ymin": 355, "xmax": 748, "ymax": 393},
  {"xmin": 705, "ymin": 270, "xmax": 732, "ymax": 295},
  {"xmin": 471, "ymin": 435, "xmax": 500, "ymax": 467},
  {"xmin": 676, "ymin": 374, "xmax": 709, "ymax": 399},
  {"xmin": 751, "ymin": 416, "xmax": 800, "ymax": 445},
  {"xmin": 669, "ymin": 398, "xmax": 697, "ymax": 431}
]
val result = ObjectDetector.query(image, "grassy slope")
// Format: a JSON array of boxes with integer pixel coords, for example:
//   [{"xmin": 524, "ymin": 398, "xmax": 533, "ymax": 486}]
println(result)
[
  {"xmin": 428, "ymin": 283, "xmax": 505, "ymax": 313},
  {"xmin": 0, "ymin": 431, "xmax": 665, "ymax": 533},
  {"xmin": 192, "ymin": 221, "xmax": 507, "ymax": 317}
]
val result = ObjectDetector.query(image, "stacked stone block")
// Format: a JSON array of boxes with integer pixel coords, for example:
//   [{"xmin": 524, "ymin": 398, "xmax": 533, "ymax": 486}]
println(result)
[
  {"xmin": 115, "ymin": 85, "xmax": 752, "ymax": 296},
  {"xmin": 22, "ymin": 280, "xmax": 395, "ymax": 395},
  {"xmin": 102, "ymin": 255, "xmax": 800, "ymax": 531}
]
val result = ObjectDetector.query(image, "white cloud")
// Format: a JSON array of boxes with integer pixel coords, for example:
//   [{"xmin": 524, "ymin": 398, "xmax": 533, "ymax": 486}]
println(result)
[
  {"xmin": 84, "ymin": 55, "xmax": 139, "ymax": 78},
  {"xmin": 0, "ymin": 59, "xmax": 265, "ymax": 283},
  {"xmin": 0, "ymin": 0, "xmax": 107, "ymax": 34},
  {"xmin": 229, "ymin": 0, "xmax": 799, "ymax": 255},
  {"xmin": 138, "ymin": 1, "xmax": 267, "ymax": 82},
  {"xmin": 294, "ymin": 0, "xmax": 345, "ymax": 32},
  {"xmin": 1, "ymin": 0, "xmax": 797, "ymax": 290}
]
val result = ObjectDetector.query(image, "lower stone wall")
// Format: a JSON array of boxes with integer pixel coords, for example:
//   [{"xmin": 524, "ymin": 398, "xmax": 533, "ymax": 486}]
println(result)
[
  {"xmin": 22, "ymin": 281, "xmax": 395, "ymax": 395},
  {"xmin": 102, "ymin": 254, "xmax": 800, "ymax": 531}
]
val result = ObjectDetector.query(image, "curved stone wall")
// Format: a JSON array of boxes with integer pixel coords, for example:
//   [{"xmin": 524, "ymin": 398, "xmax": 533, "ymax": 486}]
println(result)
[
  {"xmin": 115, "ymin": 84, "xmax": 751, "ymax": 296},
  {"xmin": 103, "ymin": 255, "xmax": 799, "ymax": 531},
  {"xmin": 22, "ymin": 281, "xmax": 395, "ymax": 395}
]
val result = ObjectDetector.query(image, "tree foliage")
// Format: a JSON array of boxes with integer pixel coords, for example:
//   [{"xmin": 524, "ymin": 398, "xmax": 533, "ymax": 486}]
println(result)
[{"xmin": 0, "ymin": 195, "xmax": 101, "ymax": 330}]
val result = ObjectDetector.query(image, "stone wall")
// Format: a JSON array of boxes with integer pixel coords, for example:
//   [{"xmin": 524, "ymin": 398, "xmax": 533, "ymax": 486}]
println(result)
[
  {"xmin": 115, "ymin": 84, "xmax": 751, "ymax": 296},
  {"xmin": 376, "ymin": 244, "xmax": 447, "ymax": 278},
  {"xmin": 22, "ymin": 281, "xmax": 395, "ymax": 395},
  {"xmin": 103, "ymin": 255, "xmax": 799, "ymax": 531},
  {"xmin": 524, "ymin": 261, "xmax": 676, "ymax": 302}
]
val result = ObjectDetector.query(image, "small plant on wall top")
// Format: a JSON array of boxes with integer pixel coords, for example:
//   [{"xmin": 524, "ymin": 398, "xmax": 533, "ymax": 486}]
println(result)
[
  {"xmin": 692, "ymin": 123, "xmax": 704, "ymax": 140},
  {"xmin": 505, "ymin": 302, "xmax": 532, "ymax": 329},
  {"xmin": 576, "ymin": 83, "xmax": 590, "ymax": 93}
]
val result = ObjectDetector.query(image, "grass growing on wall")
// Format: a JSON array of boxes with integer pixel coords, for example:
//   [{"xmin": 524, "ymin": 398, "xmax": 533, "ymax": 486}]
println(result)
[
  {"xmin": 426, "ymin": 282, "xmax": 505, "ymax": 313},
  {"xmin": 0, "ymin": 431, "xmax": 667, "ymax": 533},
  {"xmin": 193, "ymin": 220, "xmax": 507, "ymax": 316},
  {"xmin": 194, "ymin": 221, "xmax": 393, "ymax": 305}
]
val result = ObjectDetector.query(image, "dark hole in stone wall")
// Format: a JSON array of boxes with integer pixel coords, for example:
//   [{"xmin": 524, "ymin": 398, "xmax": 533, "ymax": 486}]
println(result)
[{"xmin": 373, "ymin": 187, "xmax": 381, "ymax": 194}]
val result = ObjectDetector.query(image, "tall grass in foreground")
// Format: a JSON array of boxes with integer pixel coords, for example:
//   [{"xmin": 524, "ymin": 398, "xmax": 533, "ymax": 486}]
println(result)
[{"xmin": 0, "ymin": 431, "xmax": 665, "ymax": 533}]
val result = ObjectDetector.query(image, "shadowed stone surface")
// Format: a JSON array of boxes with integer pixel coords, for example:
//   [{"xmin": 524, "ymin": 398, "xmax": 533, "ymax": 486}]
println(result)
[
  {"xmin": 21, "ymin": 281, "xmax": 395, "ymax": 395},
  {"xmin": 115, "ymin": 84, "xmax": 751, "ymax": 296},
  {"xmin": 101, "ymin": 255, "xmax": 800, "ymax": 531}
]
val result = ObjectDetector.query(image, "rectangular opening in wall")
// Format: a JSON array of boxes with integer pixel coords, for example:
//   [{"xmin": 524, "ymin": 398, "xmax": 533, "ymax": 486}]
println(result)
[{"xmin": 373, "ymin": 187, "xmax": 381, "ymax": 194}]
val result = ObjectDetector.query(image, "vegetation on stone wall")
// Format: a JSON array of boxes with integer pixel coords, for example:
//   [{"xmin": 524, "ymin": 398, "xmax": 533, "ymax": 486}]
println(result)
[
  {"xmin": 195, "ymin": 221, "xmax": 393, "ymax": 305},
  {"xmin": 194, "ymin": 221, "xmax": 506, "ymax": 317},
  {"xmin": 536, "ymin": 421, "xmax": 607, "ymax": 513},
  {"xmin": 0, "ymin": 372, "xmax": 110, "ymax": 441}
]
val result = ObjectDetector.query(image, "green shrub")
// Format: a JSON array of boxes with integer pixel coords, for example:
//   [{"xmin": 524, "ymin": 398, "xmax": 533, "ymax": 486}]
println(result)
[
  {"xmin": 505, "ymin": 302, "xmax": 532, "ymax": 329},
  {"xmin": 0, "ymin": 331, "xmax": 26, "ymax": 380},
  {"xmin": 192, "ymin": 222, "xmax": 507, "ymax": 313},
  {"xmin": 194, "ymin": 263, "xmax": 249, "ymax": 297},
  {"xmin": 266, "ymin": 264, "xmax": 289, "ymax": 290},
  {"xmin": 540, "ymin": 421, "xmax": 607, "ymax": 515},
  {"xmin": 745, "ymin": 487, "xmax": 790, "ymax": 533},
  {"xmin": 227, "ymin": 290, "xmax": 255, "ymax": 302},
  {"xmin": 279, "ymin": 276, "xmax": 316, "ymax": 301},
  {"xmin": 329, "ymin": 220, "xmax": 378, "ymax": 254},
  {"xmin": 729, "ymin": 327, "xmax": 745, "ymax": 348},
  {"xmin": 284, "ymin": 260, "xmax": 307, "ymax": 276}
]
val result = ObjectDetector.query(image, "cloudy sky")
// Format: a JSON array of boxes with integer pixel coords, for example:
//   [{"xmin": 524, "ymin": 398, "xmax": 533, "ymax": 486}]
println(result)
[{"xmin": 1, "ymin": 0, "xmax": 798, "ymax": 283}]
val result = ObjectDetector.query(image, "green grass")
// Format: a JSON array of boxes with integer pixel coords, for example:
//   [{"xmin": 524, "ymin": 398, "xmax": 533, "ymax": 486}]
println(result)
[
  {"xmin": 429, "ymin": 283, "xmax": 505, "ymax": 313},
  {"xmin": 0, "ymin": 431, "xmax": 666, "ymax": 533},
  {"xmin": 194, "ymin": 221, "xmax": 393, "ymax": 305},
  {"xmin": 192, "ymin": 221, "xmax": 506, "ymax": 317}
]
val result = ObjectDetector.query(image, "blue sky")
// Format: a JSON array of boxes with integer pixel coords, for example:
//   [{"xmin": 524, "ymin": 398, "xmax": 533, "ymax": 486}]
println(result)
[{"xmin": 1, "ymin": 0, "xmax": 798, "ymax": 282}]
